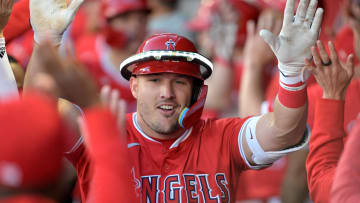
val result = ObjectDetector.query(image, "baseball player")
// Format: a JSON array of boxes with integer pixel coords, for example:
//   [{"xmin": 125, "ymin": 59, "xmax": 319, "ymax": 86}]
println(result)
[
  {"xmin": 75, "ymin": 0, "xmax": 150, "ymax": 112},
  {"xmin": 24, "ymin": 0, "xmax": 323, "ymax": 202}
]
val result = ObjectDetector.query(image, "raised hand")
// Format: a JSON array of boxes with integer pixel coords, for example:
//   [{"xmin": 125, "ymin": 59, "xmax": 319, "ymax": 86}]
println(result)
[
  {"xmin": 30, "ymin": 0, "xmax": 83, "ymax": 45},
  {"xmin": 0, "ymin": 0, "xmax": 15, "ymax": 34},
  {"xmin": 31, "ymin": 41, "xmax": 99, "ymax": 108},
  {"xmin": 243, "ymin": 9, "xmax": 282, "ymax": 68},
  {"xmin": 305, "ymin": 41, "xmax": 354, "ymax": 100},
  {"xmin": 100, "ymin": 85, "xmax": 127, "ymax": 129},
  {"xmin": 260, "ymin": 0, "xmax": 323, "ymax": 77}
]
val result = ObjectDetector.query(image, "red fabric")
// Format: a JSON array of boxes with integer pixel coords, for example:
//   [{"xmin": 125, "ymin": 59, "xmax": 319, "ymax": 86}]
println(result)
[
  {"xmin": 3, "ymin": 0, "xmax": 31, "ymax": 43},
  {"xmin": 84, "ymin": 108, "xmax": 138, "ymax": 203},
  {"xmin": 307, "ymin": 79, "xmax": 360, "ymax": 134},
  {"xmin": 334, "ymin": 26, "xmax": 359, "ymax": 66},
  {"xmin": 6, "ymin": 30, "xmax": 34, "ymax": 68},
  {"xmin": 75, "ymin": 35, "xmax": 136, "ymax": 111},
  {"xmin": 278, "ymin": 85, "xmax": 307, "ymax": 108},
  {"xmin": 0, "ymin": 195, "xmax": 56, "ymax": 203},
  {"xmin": 331, "ymin": 118, "xmax": 360, "ymax": 203},
  {"xmin": 236, "ymin": 157, "xmax": 287, "ymax": 201},
  {"xmin": 0, "ymin": 92, "xmax": 64, "ymax": 189},
  {"xmin": 67, "ymin": 113, "xmax": 252, "ymax": 202},
  {"xmin": 306, "ymin": 98, "xmax": 345, "ymax": 203}
]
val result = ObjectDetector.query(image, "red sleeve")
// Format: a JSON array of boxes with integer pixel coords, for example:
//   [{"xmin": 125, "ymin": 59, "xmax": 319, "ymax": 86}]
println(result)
[
  {"xmin": 331, "ymin": 118, "xmax": 360, "ymax": 203},
  {"xmin": 306, "ymin": 98, "xmax": 345, "ymax": 203},
  {"xmin": 3, "ymin": 0, "xmax": 31, "ymax": 42},
  {"xmin": 84, "ymin": 107, "xmax": 138, "ymax": 203}
]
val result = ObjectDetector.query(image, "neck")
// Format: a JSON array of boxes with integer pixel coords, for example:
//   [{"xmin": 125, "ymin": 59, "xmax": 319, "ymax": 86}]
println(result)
[{"xmin": 136, "ymin": 113, "xmax": 186, "ymax": 140}]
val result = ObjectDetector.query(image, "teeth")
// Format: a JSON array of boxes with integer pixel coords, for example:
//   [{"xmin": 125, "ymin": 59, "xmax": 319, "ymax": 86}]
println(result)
[{"xmin": 160, "ymin": 105, "xmax": 174, "ymax": 110}]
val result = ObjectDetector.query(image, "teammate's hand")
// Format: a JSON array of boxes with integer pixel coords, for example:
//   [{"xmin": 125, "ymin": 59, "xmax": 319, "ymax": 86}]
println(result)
[
  {"xmin": 30, "ymin": 0, "xmax": 83, "ymax": 45},
  {"xmin": 210, "ymin": 0, "xmax": 238, "ymax": 62},
  {"xmin": 305, "ymin": 41, "xmax": 354, "ymax": 100},
  {"xmin": 260, "ymin": 0, "xmax": 323, "ymax": 77},
  {"xmin": 0, "ymin": 0, "xmax": 15, "ymax": 35},
  {"xmin": 243, "ymin": 9, "xmax": 282, "ymax": 68},
  {"xmin": 31, "ymin": 41, "xmax": 100, "ymax": 108},
  {"xmin": 100, "ymin": 85, "xmax": 127, "ymax": 129}
]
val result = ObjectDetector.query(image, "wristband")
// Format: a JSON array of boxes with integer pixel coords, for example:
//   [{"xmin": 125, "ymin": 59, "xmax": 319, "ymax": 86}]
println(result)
[{"xmin": 278, "ymin": 84, "xmax": 307, "ymax": 108}]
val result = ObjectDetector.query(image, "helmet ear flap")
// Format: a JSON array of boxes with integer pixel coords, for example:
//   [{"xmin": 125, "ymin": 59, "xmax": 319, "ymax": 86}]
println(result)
[{"xmin": 190, "ymin": 79, "xmax": 204, "ymax": 106}]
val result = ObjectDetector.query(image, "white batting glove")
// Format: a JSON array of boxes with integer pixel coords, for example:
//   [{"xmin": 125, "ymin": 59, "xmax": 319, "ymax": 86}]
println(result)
[
  {"xmin": 30, "ymin": 0, "xmax": 84, "ymax": 45},
  {"xmin": 260, "ymin": 0, "xmax": 323, "ymax": 77}
]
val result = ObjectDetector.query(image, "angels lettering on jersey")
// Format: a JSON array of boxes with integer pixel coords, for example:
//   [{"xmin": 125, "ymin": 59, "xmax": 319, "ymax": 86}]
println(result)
[{"xmin": 132, "ymin": 171, "xmax": 230, "ymax": 203}]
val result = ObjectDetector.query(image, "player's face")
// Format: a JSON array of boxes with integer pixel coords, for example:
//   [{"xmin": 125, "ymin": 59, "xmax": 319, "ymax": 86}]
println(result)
[
  {"xmin": 110, "ymin": 11, "xmax": 148, "ymax": 52},
  {"xmin": 130, "ymin": 73, "xmax": 193, "ymax": 137}
]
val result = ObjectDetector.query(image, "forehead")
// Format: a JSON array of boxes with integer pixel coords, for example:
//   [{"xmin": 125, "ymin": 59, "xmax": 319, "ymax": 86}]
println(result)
[{"xmin": 138, "ymin": 73, "xmax": 194, "ymax": 81}]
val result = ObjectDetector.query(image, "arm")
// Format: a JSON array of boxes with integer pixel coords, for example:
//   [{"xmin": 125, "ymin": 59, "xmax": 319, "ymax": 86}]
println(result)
[
  {"xmin": 305, "ymin": 40, "xmax": 354, "ymax": 203},
  {"xmin": 331, "ymin": 118, "xmax": 360, "ymax": 203},
  {"xmin": 239, "ymin": 9, "xmax": 281, "ymax": 117},
  {"xmin": 82, "ymin": 104, "xmax": 138, "ymax": 203},
  {"xmin": 241, "ymin": 0, "xmax": 324, "ymax": 166},
  {"xmin": 0, "ymin": 0, "xmax": 18, "ymax": 100},
  {"xmin": 205, "ymin": 1, "xmax": 237, "ymax": 112}
]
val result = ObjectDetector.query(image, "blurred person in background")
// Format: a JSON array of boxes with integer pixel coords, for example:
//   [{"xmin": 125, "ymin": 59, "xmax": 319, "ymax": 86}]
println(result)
[
  {"xmin": 147, "ymin": 0, "xmax": 195, "ymax": 41},
  {"xmin": 75, "ymin": 0, "xmax": 150, "ymax": 112}
]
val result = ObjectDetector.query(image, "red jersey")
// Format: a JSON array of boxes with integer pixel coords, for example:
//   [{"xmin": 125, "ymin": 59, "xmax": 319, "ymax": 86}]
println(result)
[
  {"xmin": 68, "ymin": 113, "xmax": 255, "ymax": 203},
  {"xmin": 331, "ymin": 118, "xmax": 360, "ymax": 203},
  {"xmin": 0, "ymin": 195, "xmax": 56, "ymax": 203},
  {"xmin": 307, "ymin": 79, "xmax": 360, "ymax": 135},
  {"xmin": 306, "ymin": 99, "xmax": 346, "ymax": 203},
  {"xmin": 75, "ymin": 35, "xmax": 136, "ymax": 111}
]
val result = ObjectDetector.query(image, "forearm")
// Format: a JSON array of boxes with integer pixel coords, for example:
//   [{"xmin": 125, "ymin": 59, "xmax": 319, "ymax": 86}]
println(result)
[
  {"xmin": 306, "ymin": 99, "xmax": 345, "ymax": 203},
  {"xmin": 0, "ymin": 34, "xmax": 19, "ymax": 100},
  {"xmin": 239, "ymin": 60, "xmax": 265, "ymax": 117},
  {"xmin": 205, "ymin": 62, "xmax": 233, "ymax": 111},
  {"xmin": 331, "ymin": 119, "xmax": 360, "ymax": 203},
  {"xmin": 84, "ymin": 108, "xmax": 137, "ymax": 203},
  {"xmin": 281, "ymin": 149, "xmax": 308, "ymax": 203}
]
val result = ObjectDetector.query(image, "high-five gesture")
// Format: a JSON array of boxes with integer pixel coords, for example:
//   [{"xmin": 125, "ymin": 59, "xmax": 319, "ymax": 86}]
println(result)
[
  {"xmin": 0, "ymin": 0, "xmax": 15, "ymax": 34},
  {"xmin": 260, "ymin": 0, "xmax": 323, "ymax": 77},
  {"xmin": 30, "ymin": 0, "xmax": 83, "ymax": 45}
]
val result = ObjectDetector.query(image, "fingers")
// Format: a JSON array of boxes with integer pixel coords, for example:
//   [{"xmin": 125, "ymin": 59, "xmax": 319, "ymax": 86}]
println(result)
[
  {"xmin": 109, "ymin": 89, "xmax": 120, "ymax": 114},
  {"xmin": 311, "ymin": 8, "xmax": 324, "ymax": 33},
  {"xmin": 311, "ymin": 45, "xmax": 322, "ymax": 67},
  {"xmin": 328, "ymin": 41, "xmax": 339, "ymax": 63},
  {"xmin": 316, "ymin": 40, "xmax": 330, "ymax": 64},
  {"xmin": 100, "ymin": 85, "xmax": 111, "ymax": 105},
  {"xmin": 116, "ymin": 99, "xmax": 127, "ymax": 131},
  {"xmin": 295, "ymin": 0, "xmax": 309, "ymax": 24},
  {"xmin": 260, "ymin": 29, "xmax": 278, "ymax": 51},
  {"xmin": 284, "ymin": 0, "xmax": 296, "ymax": 26},
  {"xmin": 304, "ymin": 0, "xmax": 318, "ymax": 27},
  {"xmin": 345, "ymin": 54, "xmax": 355, "ymax": 77},
  {"xmin": 246, "ymin": 20, "xmax": 255, "ymax": 38},
  {"xmin": 68, "ymin": 0, "xmax": 84, "ymax": 12}
]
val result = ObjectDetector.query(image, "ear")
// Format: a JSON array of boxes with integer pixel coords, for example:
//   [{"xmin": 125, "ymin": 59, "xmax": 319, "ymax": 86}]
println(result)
[{"xmin": 130, "ymin": 76, "xmax": 138, "ymax": 99}]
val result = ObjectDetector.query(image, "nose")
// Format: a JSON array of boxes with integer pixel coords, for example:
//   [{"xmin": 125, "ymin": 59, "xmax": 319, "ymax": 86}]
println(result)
[{"xmin": 160, "ymin": 80, "xmax": 175, "ymax": 100}]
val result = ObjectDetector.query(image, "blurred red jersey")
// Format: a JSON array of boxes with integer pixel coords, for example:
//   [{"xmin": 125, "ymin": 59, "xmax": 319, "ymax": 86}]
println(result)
[
  {"xmin": 68, "ymin": 113, "xmax": 254, "ymax": 202},
  {"xmin": 0, "ymin": 195, "xmax": 56, "ymax": 203},
  {"xmin": 75, "ymin": 35, "xmax": 136, "ymax": 111}
]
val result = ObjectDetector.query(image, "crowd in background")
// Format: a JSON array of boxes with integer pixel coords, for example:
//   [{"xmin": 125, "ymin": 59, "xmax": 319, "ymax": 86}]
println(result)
[{"xmin": 0, "ymin": 0, "xmax": 359, "ymax": 202}]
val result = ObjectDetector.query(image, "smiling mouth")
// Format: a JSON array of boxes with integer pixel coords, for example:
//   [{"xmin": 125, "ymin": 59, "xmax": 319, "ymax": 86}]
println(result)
[{"xmin": 157, "ymin": 104, "xmax": 177, "ymax": 117}]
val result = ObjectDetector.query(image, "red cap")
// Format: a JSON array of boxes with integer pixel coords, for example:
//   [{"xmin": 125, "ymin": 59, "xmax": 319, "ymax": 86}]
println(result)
[
  {"xmin": 0, "ymin": 93, "xmax": 64, "ymax": 189},
  {"xmin": 101, "ymin": 0, "xmax": 150, "ymax": 19},
  {"xmin": 120, "ymin": 33, "xmax": 213, "ymax": 81}
]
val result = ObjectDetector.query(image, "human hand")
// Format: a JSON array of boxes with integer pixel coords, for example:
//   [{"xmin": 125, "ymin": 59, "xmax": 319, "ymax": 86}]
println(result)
[
  {"xmin": 30, "ymin": 0, "xmax": 83, "ymax": 45},
  {"xmin": 31, "ymin": 41, "xmax": 99, "ymax": 108},
  {"xmin": 100, "ymin": 85, "xmax": 127, "ymax": 129},
  {"xmin": 243, "ymin": 9, "xmax": 282, "ymax": 68},
  {"xmin": 0, "ymin": 0, "xmax": 14, "ymax": 35},
  {"xmin": 305, "ymin": 41, "xmax": 354, "ymax": 100},
  {"xmin": 210, "ymin": 0, "xmax": 238, "ymax": 62},
  {"xmin": 260, "ymin": 0, "xmax": 323, "ymax": 77}
]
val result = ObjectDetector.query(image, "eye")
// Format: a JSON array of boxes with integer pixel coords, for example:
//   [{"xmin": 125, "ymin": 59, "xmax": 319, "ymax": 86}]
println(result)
[
  {"xmin": 175, "ymin": 80, "xmax": 187, "ymax": 85},
  {"xmin": 148, "ymin": 78, "xmax": 160, "ymax": 83}
]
